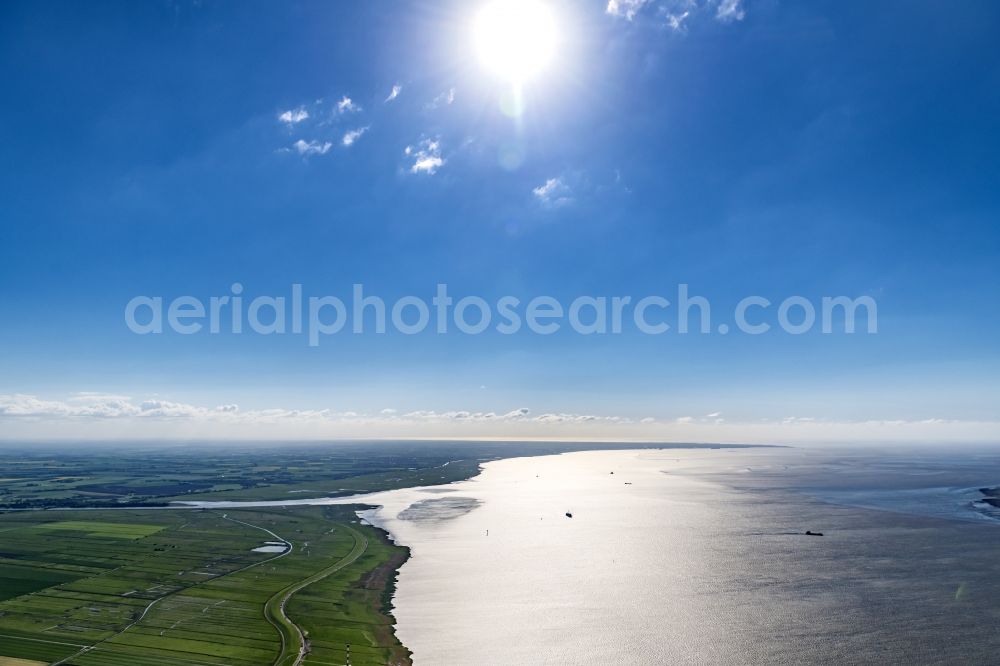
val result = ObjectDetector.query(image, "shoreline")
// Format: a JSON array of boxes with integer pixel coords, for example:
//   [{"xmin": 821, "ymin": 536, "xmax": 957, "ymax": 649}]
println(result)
[{"xmin": 359, "ymin": 521, "xmax": 413, "ymax": 666}]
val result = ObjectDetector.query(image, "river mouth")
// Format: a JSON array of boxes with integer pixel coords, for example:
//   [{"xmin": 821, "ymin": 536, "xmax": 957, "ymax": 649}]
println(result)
[{"xmin": 314, "ymin": 449, "xmax": 1000, "ymax": 664}]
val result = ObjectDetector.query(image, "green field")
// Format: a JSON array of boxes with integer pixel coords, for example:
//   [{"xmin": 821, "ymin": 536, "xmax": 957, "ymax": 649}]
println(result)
[
  {"xmin": 0, "ymin": 507, "xmax": 410, "ymax": 666},
  {"xmin": 28, "ymin": 521, "xmax": 165, "ymax": 540},
  {"xmin": 0, "ymin": 564, "xmax": 85, "ymax": 602}
]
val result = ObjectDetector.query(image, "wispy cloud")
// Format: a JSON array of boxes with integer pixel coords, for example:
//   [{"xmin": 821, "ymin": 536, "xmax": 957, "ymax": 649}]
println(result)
[
  {"xmin": 533, "ymin": 177, "xmax": 574, "ymax": 208},
  {"xmin": 400, "ymin": 408, "xmax": 531, "ymax": 422},
  {"xmin": 606, "ymin": 0, "xmax": 650, "ymax": 20},
  {"xmin": 278, "ymin": 107, "xmax": 309, "ymax": 125},
  {"xmin": 715, "ymin": 0, "xmax": 745, "ymax": 22},
  {"xmin": 342, "ymin": 126, "xmax": 369, "ymax": 147},
  {"xmin": 607, "ymin": 0, "xmax": 743, "ymax": 26},
  {"xmin": 405, "ymin": 139, "xmax": 445, "ymax": 175},
  {"xmin": 677, "ymin": 412, "xmax": 724, "ymax": 424},
  {"xmin": 293, "ymin": 139, "xmax": 333, "ymax": 156},
  {"xmin": 385, "ymin": 84, "xmax": 402, "ymax": 103},
  {"xmin": 427, "ymin": 88, "xmax": 456, "ymax": 109},
  {"xmin": 393, "ymin": 408, "xmax": 627, "ymax": 424},
  {"xmin": 666, "ymin": 10, "xmax": 690, "ymax": 30},
  {"xmin": 337, "ymin": 96, "xmax": 360, "ymax": 114}
]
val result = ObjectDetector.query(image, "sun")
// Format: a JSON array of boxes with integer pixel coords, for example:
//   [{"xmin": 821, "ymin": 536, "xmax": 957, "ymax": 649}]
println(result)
[{"xmin": 474, "ymin": 0, "xmax": 558, "ymax": 85}]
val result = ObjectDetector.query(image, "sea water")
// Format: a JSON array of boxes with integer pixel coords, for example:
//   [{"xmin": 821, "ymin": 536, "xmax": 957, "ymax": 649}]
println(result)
[{"xmin": 350, "ymin": 448, "xmax": 1000, "ymax": 665}]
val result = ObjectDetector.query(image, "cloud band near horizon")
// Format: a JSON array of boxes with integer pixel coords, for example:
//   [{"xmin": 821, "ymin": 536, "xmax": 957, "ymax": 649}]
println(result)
[{"xmin": 0, "ymin": 393, "xmax": 996, "ymax": 445}]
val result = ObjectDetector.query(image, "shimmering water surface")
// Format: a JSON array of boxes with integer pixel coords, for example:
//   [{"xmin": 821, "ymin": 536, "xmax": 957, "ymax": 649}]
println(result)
[{"xmin": 191, "ymin": 447, "xmax": 1000, "ymax": 664}]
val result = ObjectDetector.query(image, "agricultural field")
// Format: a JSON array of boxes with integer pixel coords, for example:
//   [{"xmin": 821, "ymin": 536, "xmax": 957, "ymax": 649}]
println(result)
[
  {"xmin": 0, "ymin": 506, "xmax": 409, "ymax": 666},
  {"xmin": 0, "ymin": 442, "xmax": 495, "ymax": 510},
  {"xmin": 0, "ymin": 444, "xmax": 461, "ymax": 510}
]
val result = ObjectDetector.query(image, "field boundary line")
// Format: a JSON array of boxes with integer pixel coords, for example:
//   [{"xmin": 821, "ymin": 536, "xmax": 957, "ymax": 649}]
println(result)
[
  {"xmin": 0, "ymin": 633, "xmax": 89, "ymax": 648},
  {"xmin": 50, "ymin": 512, "xmax": 293, "ymax": 666}
]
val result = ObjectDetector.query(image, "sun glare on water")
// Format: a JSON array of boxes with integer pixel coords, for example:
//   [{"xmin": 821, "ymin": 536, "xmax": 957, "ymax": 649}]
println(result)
[{"xmin": 474, "ymin": 0, "xmax": 558, "ymax": 85}]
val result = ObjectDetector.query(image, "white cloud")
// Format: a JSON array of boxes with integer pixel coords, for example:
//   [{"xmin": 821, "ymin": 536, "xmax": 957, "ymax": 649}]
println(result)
[
  {"xmin": 2, "ymin": 393, "xmax": 998, "ymax": 444},
  {"xmin": 385, "ymin": 84, "xmax": 402, "ymax": 102},
  {"xmin": 607, "ymin": 0, "xmax": 742, "ymax": 26},
  {"xmin": 674, "ymin": 412, "xmax": 724, "ymax": 424},
  {"xmin": 337, "ymin": 96, "xmax": 360, "ymax": 113},
  {"xmin": 393, "ymin": 408, "xmax": 622, "ymax": 424},
  {"xmin": 0, "ymin": 394, "xmax": 346, "ymax": 425},
  {"xmin": 342, "ymin": 126, "xmax": 369, "ymax": 147},
  {"xmin": 293, "ymin": 139, "xmax": 333, "ymax": 156},
  {"xmin": 533, "ymin": 177, "xmax": 574, "ymax": 208},
  {"xmin": 278, "ymin": 107, "xmax": 309, "ymax": 125},
  {"xmin": 0, "ymin": 394, "xmax": 201, "ymax": 419},
  {"xmin": 606, "ymin": 0, "xmax": 650, "ymax": 20},
  {"xmin": 666, "ymin": 10, "xmax": 690, "ymax": 30},
  {"xmin": 0, "ymin": 396, "xmax": 543, "ymax": 427},
  {"xmin": 428, "ymin": 88, "xmax": 456, "ymax": 109},
  {"xmin": 532, "ymin": 413, "xmax": 624, "ymax": 423},
  {"xmin": 715, "ymin": 0, "xmax": 745, "ymax": 22},
  {"xmin": 0, "ymin": 394, "xmax": 133, "ymax": 418},
  {"xmin": 405, "ymin": 139, "xmax": 445, "ymax": 175},
  {"xmin": 138, "ymin": 399, "xmax": 206, "ymax": 418}
]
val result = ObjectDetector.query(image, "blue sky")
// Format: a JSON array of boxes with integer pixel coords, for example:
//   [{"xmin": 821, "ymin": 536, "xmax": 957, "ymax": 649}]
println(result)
[{"xmin": 1, "ymin": 0, "xmax": 998, "ymax": 442}]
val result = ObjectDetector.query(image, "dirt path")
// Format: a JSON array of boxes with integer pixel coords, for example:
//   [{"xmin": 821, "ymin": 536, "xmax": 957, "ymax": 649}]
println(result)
[{"xmin": 265, "ymin": 524, "xmax": 369, "ymax": 666}]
